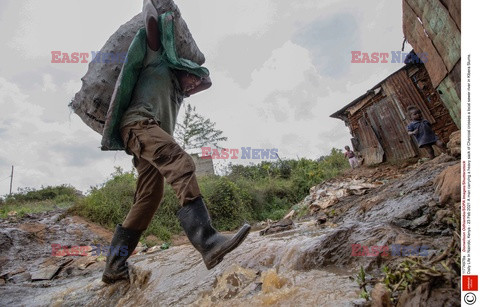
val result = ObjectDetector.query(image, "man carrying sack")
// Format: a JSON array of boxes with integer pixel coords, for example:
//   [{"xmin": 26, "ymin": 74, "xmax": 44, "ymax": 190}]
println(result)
[{"xmin": 101, "ymin": 0, "xmax": 251, "ymax": 284}]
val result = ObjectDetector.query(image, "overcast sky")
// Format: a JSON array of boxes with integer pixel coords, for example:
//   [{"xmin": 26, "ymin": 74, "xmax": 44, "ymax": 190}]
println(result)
[{"xmin": 0, "ymin": 0, "xmax": 415, "ymax": 194}]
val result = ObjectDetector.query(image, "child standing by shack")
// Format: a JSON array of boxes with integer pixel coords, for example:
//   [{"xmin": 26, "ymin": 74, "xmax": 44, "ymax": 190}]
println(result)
[{"xmin": 406, "ymin": 106, "xmax": 446, "ymax": 159}]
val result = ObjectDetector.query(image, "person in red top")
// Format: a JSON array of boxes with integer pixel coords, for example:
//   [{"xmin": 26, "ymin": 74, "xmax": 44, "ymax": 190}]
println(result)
[{"xmin": 344, "ymin": 146, "xmax": 358, "ymax": 169}]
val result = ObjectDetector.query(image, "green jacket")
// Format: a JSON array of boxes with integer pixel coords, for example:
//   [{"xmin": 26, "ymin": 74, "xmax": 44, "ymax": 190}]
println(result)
[{"xmin": 101, "ymin": 12, "xmax": 209, "ymax": 151}]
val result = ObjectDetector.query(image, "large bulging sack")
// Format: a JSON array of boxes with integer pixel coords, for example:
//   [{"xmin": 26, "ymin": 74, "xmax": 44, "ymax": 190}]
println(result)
[{"xmin": 69, "ymin": 0, "xmax": 205, "ymax": 134}]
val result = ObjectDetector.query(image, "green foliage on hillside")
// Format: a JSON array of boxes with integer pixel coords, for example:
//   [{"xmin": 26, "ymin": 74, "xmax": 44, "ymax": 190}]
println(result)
[
  {"xmin": 70, "ymin": 148, "xmax": 348, "ymax": 242},
  {"xmin": 0, "ymin": 184, "xmax": 78, "ymax": 218}
]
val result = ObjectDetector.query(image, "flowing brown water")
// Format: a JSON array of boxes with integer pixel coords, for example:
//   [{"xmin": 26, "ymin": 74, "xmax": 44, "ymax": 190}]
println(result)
[
  {"xmin": 1, "ymin": 220, "xmax": 361, "ymax": 306},
  {"xmin": 99, "ymin": 221, "xmax": 360, "ymax": 306}
]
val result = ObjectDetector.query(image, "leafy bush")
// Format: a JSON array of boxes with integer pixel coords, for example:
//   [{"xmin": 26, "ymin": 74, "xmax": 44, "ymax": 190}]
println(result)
[
  {"xmin": 234, "ymin": 178, "xmax": 295, "ymax": 221},
  {"xmin": 290, "ymin": 148, "xmax": 348, "ymax": 196},
  {"xmin": 200, "ymin": 176, "xmax": 251, "ymax": 230},
  {"xmin": 0, "ymin": 184, "xmax": 79, "ymax": 218},
  {"xmin": 2, "ymin": 184, "xmax": 78, "ymax": 204}
]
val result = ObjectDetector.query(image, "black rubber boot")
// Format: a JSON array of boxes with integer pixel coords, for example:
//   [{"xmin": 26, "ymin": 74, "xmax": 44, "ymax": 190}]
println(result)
[
  {"xmin": 177, "ymin": 197, "xmax": 251, "ymax": 270},
  {"xmin": 101, "ymin": 224, "xmax": 142, "ymax": 284}
]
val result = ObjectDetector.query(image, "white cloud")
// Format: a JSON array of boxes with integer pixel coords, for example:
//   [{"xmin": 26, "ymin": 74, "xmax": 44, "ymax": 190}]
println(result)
[
  {"xmin": 41, "ymin": 74, "xmax": 57, "ymax": 92},
  {"xmin": 62, "ymin": 79, "xmax": 82, "ymax": 96},
  {"xmin": 0, "ymin": 77, "xmax": 41, "ymax": 121},
  {"xmin": 250, "ymin": 41, "xmax": 314, "ymax": 98},
  {"xmin": 179, "ymin": 0, "xmax": 276, "ymax": 55},
  {"xmin": 8, "ymin": 0, "xmax": 140, "ymax": 59},
  {"xmin": 0, "ymin": 77, "xmax": 131, "ymax": 194}
]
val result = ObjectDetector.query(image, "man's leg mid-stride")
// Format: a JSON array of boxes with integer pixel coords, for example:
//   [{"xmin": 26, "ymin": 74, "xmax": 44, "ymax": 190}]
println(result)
[
  {"xmin": 102, "ymin": 134, "xmax": 165, "ymax": 283},
  {"xmin": 102, "ymin": 120, "xmax": 250, "ymax": 283}
]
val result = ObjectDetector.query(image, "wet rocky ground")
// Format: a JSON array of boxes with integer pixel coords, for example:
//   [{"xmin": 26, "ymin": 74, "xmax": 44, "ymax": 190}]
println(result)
[{"xmin": 0, "ymin": 154, "xmax": 461, "ymax": 306}]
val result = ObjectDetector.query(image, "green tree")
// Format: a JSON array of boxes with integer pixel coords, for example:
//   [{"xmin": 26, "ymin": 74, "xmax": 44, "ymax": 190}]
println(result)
[{"xmin": 174, "ymin": 103, "xmax": 227, "ymax": 151}]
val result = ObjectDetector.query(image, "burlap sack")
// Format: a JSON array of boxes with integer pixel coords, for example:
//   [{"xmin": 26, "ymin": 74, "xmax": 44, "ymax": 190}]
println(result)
[{"xmin": 69, "ymin": 0, "xmax": 205, "ymax": 134}]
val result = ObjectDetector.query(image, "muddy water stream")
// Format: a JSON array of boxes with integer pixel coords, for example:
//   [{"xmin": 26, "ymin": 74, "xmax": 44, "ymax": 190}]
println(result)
[
  {"xmin": 67, "ymin": 222, "xmax": 358, "ymax": 306},
  {"xmin": 1, "ymin": 220, "xmax": 361, "ymax": 306}
]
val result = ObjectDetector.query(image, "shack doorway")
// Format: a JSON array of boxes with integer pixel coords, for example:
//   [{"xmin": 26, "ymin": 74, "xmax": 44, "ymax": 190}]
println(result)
[{"xmin": 366, "ymin": 97, "xmax": 418, "ymax": 162}]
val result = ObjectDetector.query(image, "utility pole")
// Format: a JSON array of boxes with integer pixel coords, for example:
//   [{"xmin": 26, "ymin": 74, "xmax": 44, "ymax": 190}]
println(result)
[{"xmin": 9, "ymin": 166, "xmax": 14, "ymax": 195}]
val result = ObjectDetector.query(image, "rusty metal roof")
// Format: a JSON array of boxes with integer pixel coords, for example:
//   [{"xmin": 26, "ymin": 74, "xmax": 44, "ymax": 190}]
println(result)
[{"xmin": 330, "ymin": 65, "xmax": 412, "ymax": 120}]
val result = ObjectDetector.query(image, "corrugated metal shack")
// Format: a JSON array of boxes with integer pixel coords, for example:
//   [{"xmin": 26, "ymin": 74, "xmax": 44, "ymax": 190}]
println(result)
[
  {"xmin": 331, "ymin": 63, "xmax": 459, "ymax": 165},
  {"xmin": 402, "ymin": 0, "xmax": 461, "ymax": 128}
]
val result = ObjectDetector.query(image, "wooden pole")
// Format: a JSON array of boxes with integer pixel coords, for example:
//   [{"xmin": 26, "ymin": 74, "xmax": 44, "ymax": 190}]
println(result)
[{"xmin": 9, "ymin": 166, "xmax": 13, "ymax": 195}]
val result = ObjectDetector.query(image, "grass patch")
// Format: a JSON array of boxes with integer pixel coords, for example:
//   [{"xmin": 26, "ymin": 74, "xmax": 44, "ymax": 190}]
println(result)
[
  {"xmin": 0, "ymin": 199, "xmax": 74, "ymax": 219},
  {"xmin": 0, "ymin": 185, "xmax": 79, "ymax": 219}
]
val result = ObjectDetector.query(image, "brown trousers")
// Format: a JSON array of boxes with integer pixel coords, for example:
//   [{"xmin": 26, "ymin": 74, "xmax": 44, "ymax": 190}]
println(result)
[{"xmin": 120, "ymin": 119, "xmax": 201, "ymax": 231}]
